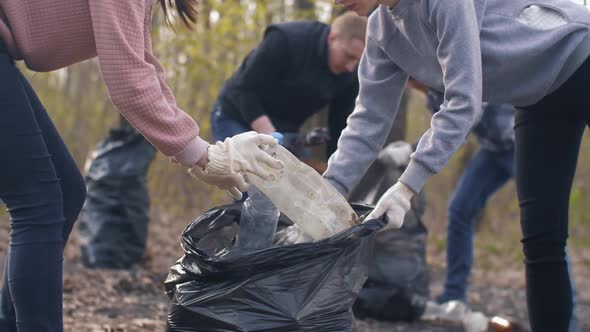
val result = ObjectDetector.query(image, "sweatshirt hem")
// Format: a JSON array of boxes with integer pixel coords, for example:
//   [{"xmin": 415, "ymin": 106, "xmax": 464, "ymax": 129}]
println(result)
[{"xmin": 549, "ymin": 33, "xmax": 590, "ymax": 96}]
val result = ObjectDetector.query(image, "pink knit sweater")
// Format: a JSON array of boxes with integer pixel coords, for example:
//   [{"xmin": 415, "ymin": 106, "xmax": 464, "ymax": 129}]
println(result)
[{"xmin": 0, "ymin": 0, "xmax": 208, "ymax": 166}]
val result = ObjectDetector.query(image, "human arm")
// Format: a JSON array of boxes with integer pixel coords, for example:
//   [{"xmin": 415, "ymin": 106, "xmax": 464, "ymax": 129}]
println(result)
[
  {"xmin": 234, "ymin": 29, "xmax": 289, "ymax": 132},
  {"xmin": 89, "ymin": 1, "xmax": 283, "ymax": 197},
  {"xmin": 323, "ymin": 35, "xmax": 409, "ymax": 195},
  {"xmin": 250, "ymin": 115, "xmax": 276, "ymax": 135},
  {"xmin": 398, "ymin": 0, "xmax": 484, "ymax": 193},
  {"xmin": 89, "ymin": 0, "xmax": 208, "ymax": 166}
]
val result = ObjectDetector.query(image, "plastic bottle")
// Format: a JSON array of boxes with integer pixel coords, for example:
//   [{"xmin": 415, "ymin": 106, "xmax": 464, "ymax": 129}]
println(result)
[
  {"xmin": 421, "ymin": 302, "xmax": 526, "ymax": 332},
  {"xmin": 234, "ymin": 186, "xmax": 280, "ymax": 251},
  {"xmin": 463, "ymin": 311, "xmax": 489, "ymax": 332},
  {"xmin": 246, "ymin": 143, "xmax": 359, "ymax": 241},
  {"xmin": 234, "ymin": 133, "xmax": 283, "ymax": 252}
]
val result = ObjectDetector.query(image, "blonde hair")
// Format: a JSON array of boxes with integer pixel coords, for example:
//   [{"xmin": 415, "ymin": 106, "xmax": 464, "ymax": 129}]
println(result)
[{"xmin": 331, "ymin": 11, "xmax": 368, "ymax": 42}]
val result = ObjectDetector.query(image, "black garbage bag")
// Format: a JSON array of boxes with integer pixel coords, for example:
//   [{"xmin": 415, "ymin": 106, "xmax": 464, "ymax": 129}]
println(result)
[
  {"xmin": 349, "ymin": 160, "xmax": 430, "ymax": 323},
  {"xmin": 164, "ymin": 203, "xmax": 384, "ymax": 332},
  {"xmin": 352, "ymin": 210, "xmax": 430, "ymax": 322},
  {"xmin": 78, "ymin": 121, "xmax": 156, "ymax": 269}
]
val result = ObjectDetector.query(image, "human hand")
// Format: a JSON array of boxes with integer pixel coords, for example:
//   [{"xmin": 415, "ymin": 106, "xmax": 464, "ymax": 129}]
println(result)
[
  {"xmin": 365, "ymin": 182, "xmax": 414, "ymax": 230},
  {"xmin": 188, "ymin": 166, "xmax": 247, "ymax": 200},
  {"xmin": 206, "ymin": 131, "xmax": 284, "ymax": 180}
]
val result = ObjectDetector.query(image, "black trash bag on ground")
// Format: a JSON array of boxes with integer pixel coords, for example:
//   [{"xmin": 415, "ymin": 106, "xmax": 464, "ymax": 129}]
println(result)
[
  {"xmin": 78, "ymin": 121, "xmax": 156, "ymax": 269},
  {"xmin": 353, "ymin": 191, "xmax": 430, "ymax": 322},
  {"xmin": 164, "ymin": 203, "xmax": 384, "ymax": 332},
  {"xmin": 350, "ymin": 162, "xmax": 430, "ymax": 323},
  {"xmin": 352, "ymin": 211, "xmax": 430, "ymax": 322}
]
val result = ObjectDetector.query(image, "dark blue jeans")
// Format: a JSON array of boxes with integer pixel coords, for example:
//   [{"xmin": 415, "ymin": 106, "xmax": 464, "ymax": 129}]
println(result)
[
  {"xmin": 210, "ymin": 102, "xmax": 310, "ymax": 158},
  {"xmin": 438, "ymin": 148, "xmax": 516, "ymax": 304},
  {"xmin": 0, "ymin": 53, "xmax": 86, "ymax": 331},
  {"xmin": 210, "ymin": 102, "xmax": 250, "ymax": 142},
  {"xmin": 438, "ymin": 147, "xmax": 577, "ymax": 331}
]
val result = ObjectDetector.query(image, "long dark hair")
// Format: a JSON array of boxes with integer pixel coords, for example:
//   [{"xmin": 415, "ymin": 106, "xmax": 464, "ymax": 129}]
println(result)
[{"xmin": 159, "ymin": 0, "xmax": 199, "ymax": 29}]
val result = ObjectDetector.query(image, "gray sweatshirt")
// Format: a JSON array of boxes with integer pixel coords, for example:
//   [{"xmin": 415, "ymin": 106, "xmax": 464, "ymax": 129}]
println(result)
[
  {"xmin": 324, "ymin": 0, "xmax": 590, "ymax": 194},
  {"xmin": 426, "ymin": 90, "xmax": 514, "ymax": 152}
]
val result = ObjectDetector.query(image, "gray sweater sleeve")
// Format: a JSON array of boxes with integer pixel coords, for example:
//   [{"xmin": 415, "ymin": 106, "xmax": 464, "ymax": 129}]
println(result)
[
  {"xmin": 323, "ymin": 36, "xmax": 408, "ymax": 195},
  {"xmin": 399, "ymin": 0, "xmax": 483, "ymax": 192}
]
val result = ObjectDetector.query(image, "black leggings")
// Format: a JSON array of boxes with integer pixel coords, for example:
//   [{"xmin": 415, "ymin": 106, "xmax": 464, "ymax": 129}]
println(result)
[
  {"xmin": 516, "ymin": 57, "xmax": 590, "ymax": 332},
  {"xmin": 0, "ymin": 51, "xmax": 86, "ymax": 331}
]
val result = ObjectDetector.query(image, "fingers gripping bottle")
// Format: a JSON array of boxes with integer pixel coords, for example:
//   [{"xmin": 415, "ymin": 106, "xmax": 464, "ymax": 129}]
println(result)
[{"xmin": 234, "ymin": 133, "xmax": 283, "ymax": 251}]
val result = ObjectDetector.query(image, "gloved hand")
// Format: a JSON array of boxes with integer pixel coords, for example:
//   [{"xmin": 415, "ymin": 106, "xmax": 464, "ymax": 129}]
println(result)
[
  {"xmin": 206, "ymin": 131, "xmax": 284, "ymax": 180},
  {"xmin": 188, "ymin": 166, "xmax": 247, "ymax": 200},
  {"xmin": 366, "ymin": 182, "xmax": 414, "ymax": 230},
  {"xmin": 304, "ymin": 127, "xmax": 331, "ymax": 146},
  {"xmin": 378, "ymin": 141, "xmax": 413, "ymax": 167}
]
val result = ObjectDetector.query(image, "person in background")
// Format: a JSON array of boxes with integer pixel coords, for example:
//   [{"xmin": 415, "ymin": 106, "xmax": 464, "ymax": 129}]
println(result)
[
  {"xmin": 382, "ymin": 80, "xmax": 578, "ymax": 331},
  {"xmin": 210, "ymin": 12, "xmax": 367, "ymax": 159},
  {"xmin": 0, "ymin": 1, "xmax": 282, "ymax": 331},
  {"xmin": 328, "ymin": 0, "xmax": 590, "ymax": 330}
]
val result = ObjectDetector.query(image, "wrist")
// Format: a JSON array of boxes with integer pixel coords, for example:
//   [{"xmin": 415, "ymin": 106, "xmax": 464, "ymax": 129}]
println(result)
[
  {"xmin": 393, "ymin": 182, "xmax": 415, "ymax": 200},
  {"xmin": 173, "ymin": 136, "xmax": 209, "ymax": 167},
  {"xmin": 250, "ymin": 115, "xmax": 276, "ymax": 134},
  {"xmin": 399, "ymin": 159, "xmax": 434, "ymax": 193},
  {"xmin": 195, "ymin": 145, "xmax": 210, "ymax": 169}
]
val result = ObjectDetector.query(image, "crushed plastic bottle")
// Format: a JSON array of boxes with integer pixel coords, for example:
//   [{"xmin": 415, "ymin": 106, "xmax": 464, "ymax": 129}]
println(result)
[
  {"xmin": 421, "ymin": 301, "xmax": 529, "ymax": 332},
  {"xmin": 274, "ymin": 224, "xmax": 313, "ymax": 246},
  {"xmin": 421, "ymin": 300, "xmax": 489, "ymax": 332},
  {"xmin": 246, "ymin": 143, "xmax": 359, "ymax": 241},
  {"xmin": 234, "ymin": 185, "xmax": 280, "ymax": 251},
  {"xmin": 233, "ymin": 133, "xmax": 283, "ymax": 252},
  {"xmin": 421, "ymin": 300, "xmax": 468, "ymax": 323},
  {"xmin": 464, "ymin": 311, "xmax": 489, "ymax": 332}
]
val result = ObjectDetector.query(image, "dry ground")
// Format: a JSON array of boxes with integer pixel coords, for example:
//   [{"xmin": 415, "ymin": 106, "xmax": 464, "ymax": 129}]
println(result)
[{"xmin": 0, "ymin": 208, "xmax": 589, "ymax": 332}]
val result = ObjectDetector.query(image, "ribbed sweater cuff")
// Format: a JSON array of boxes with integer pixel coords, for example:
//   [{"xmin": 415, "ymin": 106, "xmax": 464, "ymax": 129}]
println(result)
[
  {"xmin": 173, "ymin": 136, "xmax": 209, "ymax": 167},
  {"xmin": 399, "ymin": 159, "xmax": 434, "ymax": 193}
]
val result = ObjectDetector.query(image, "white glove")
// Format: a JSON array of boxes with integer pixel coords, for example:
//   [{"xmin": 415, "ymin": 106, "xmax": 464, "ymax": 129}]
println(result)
[
  {"xmin": 378, "ymin": 141, "xmax": 413, "ymax": 167},
  {"xmin": 366, "ymin": 182, "xmax": 414, "ymax": 230},
  {"xmin": 206, "ymin": 131, "xmax": 284, "ymax": 180},
  {"xmin": 188, "ymin": 166, "xmax": 247, "ymax": 200}
]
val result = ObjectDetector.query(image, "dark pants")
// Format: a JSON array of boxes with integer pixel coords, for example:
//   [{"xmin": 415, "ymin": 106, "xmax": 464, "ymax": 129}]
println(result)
[
  {"xmin": 210, "ymin": 103, "xmax": 310, "ymax": 158},
  {"xmin": 440, "ymin": 148, "xmax": 515, "ymax": 303},
  {"xmin": 515, "ymin": 57, "xmax": 590, "ymax": 332},
  {"xmin": 439, "ymin": 147, "xmax": 578, "ymax": 331},
  {"xmin": 0, "ymin": 52, "xmax": 86, "ymax": 331}
]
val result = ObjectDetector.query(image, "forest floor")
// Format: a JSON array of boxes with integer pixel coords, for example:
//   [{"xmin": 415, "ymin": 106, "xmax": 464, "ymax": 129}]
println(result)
[{"xmin": 0, "ymin": 208, "xmax": 589, "ymax": 332}]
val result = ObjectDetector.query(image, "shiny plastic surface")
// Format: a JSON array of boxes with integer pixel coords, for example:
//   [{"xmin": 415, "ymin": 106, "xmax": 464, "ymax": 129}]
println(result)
[
  {"xmin": 247, "ymin": 145, "xmax": 359, "ymax": 240},
  {"xmin": 234, "ymin": 186, "xmax": 279, "ymax": 251},
  {"xmin": 165, "ymin": 204, "xmax": 385, "ymax": 332}
]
